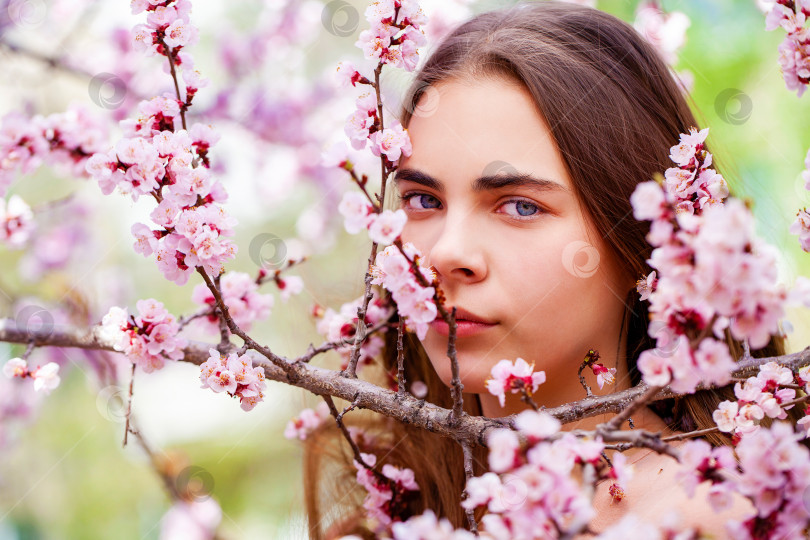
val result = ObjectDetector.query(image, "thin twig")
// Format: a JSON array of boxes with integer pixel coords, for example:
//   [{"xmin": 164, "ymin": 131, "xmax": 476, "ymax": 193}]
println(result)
[
  {"xmin": 297, "ymin": 309, "xmax": 395, "ymax": 364},
  {"xmin": 448, "ymin": 307, "xmax": 465, "ymax": 423},
  {"xmin": 123, "ymin": 362, "xmax": 136, "ymax": 448},
  {"xmin": 396, "ymin": 321, "xmax": 406, "ymax": 395},
  {"xmin": 460, "ymin": 442, "xmax": 479, "ymax": 536}
]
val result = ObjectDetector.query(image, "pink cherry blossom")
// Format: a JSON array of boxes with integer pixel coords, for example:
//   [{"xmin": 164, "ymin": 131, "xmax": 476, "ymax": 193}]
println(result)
[
  {"xmin": 514, "ymin": 409, "xmax": 561, "ymax": 441},
  {"xmin": 353, "ymin": 452, "xmax": 420, "ymax": 533},
  {"xmin": 790, "ymin": 208, "xmax": 810, "ymax": 252},
  {"xmin": 2, "ymin": 358, "xmax": 27, "ymax": 379},
  {"xmin": 338, "ymin": 191, "xmax": 375, "ymax": 234},
  {"xmin": 368, "ymin": 209, "xmax": 407, "ymax": 244},
  {"xmin": 313, "ymin": 291, "xmax": 391, "ymax": 373},
  {"xmin": 369, "ymin": 121, "xmax": 413, "ymax": 164},
  {"xmin": 31, "ymin": 362, "xmax": 60, "ymax": 395},
  {"xmin": 344, "ymin": 108, "xmax": 376, "ymax": 151},
  {"xmin": 764, "ymin": 2, "xmax": 810, "ymax": 97},
  {"xmin": 634, "ymin": 1, "xmax": 691, "ymax": 66},
  {"xmin": 163, "ymin": 18, "xmax": 199, "ymax": 48},
  {"xmin": 391, "ymin": 509, "xmax": 475, "ymax": 539},
  {"xmin": 321, "ymin": 141, "xmax": 351, "ymax": 169},
  {"xmin": 190, "ymin": 272, "xmax": 273, "ymax": 334},
  {"xmin": 592, "ymin": 363, "xmax": 617, "ymax": 389},
  {"xmin": 730, "ymin": 422, "xmax": 810, "ymax": 538},
  {"xmin": 485, "ymin": 358, "xmax": 547, "ymax": 407},
  {"xmin": 199, "ymin": 348, "xmax": 266, "ymax": 411},
  {"xmin": 3, "ymin": 357, "xmax": 61, "ymax": 396},
  {"xmin": 630, "ymin": 182, "xmax": 668, "ymax": 222},
  {"xmin": 0, "ymin": 195, "xmax": 35, "ymax": 248},
  {"xmin": 99, "ymin": 301, "xmax": 187, "ymax": 373},
  {"xmin": 284, "ymin": 402, "xmax": 331, "ymax": 440},
  {"xmin": 159, "ymin": 498, "xmax": 222, "ymax": 540},
  {"xmin": 276, "ymin": 275, "xmax": 304, "ymax": 302}
]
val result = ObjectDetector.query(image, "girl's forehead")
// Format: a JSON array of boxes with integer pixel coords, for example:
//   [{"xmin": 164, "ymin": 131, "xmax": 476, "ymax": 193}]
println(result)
[{"xmin": 402, "ymin": 78, "xmax": 573, "ymax": 193}]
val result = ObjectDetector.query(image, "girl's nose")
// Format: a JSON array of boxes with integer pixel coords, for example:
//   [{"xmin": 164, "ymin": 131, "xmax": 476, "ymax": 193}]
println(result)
[{"xmin": 426, "ymin": 211, "xmax": 487, "ymax": 285}]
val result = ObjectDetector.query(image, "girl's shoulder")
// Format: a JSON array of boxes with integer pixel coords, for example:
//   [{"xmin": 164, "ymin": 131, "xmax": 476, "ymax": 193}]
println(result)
[{"xmin": 587, "ymin": 443, "xmax": 753, "ymax": 537}]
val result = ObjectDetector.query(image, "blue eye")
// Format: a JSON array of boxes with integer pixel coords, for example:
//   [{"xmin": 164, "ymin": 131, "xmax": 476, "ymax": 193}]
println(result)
[
  {"xmin": 502, "ymin": 199, "xmax": 543, "ymax": 219},
  {"xmin": 398, "ymin": 192, "xmax": 546, "ymax": 221},
  {"xmin": 400, "ymin": 192, "xmax": 442, "ymax": 210}
]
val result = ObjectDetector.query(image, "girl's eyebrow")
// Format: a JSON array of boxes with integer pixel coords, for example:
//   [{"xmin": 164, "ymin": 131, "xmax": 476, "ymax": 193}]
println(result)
[{"xmin": 392, "ymin": 167, "xmax": 568, "ymax": 194}]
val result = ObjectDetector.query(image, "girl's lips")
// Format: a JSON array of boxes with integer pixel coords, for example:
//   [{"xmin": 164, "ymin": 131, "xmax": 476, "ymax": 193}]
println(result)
[{"xmin": 429, "ymin": 318, "xmax": 497, "ymax": 337}]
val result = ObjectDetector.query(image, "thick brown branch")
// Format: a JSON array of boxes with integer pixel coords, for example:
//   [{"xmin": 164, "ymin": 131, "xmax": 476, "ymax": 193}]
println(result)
[{"xmin": 1, "ymin": 319, "xmax": 808, "ymax": 448}]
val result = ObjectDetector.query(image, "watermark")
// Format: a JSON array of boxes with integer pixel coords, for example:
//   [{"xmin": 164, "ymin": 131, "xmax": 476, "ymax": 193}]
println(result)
[
  {"xmin": 561, "ymin": 240, "xmax": 600, "ymax": 279},
  {"xmin": 6, "ymin": 0, "xmax": 47, "ymax": 30},
  {"xmin": 321, "ymin": 0, "xmax": 359, "ymax": 38},
  {"xmin": 647, "ymin": 319, "xmax": 681, "ymax": 358},
  {"xmin": 15, "ymin": 304, "xmax": 54, "ymax": 339},
  {"xmin": 96, "ymin": 385, "xmax": 128, "ymax": 423},
  {"xmin": 175, "ymin": 465, "xmax": 215, "ymax": 502},
  {"xmin": 248, "ymin": 233, "xmax": 287, "ymax": 270},
  {"xmin": 88, "ymin": 72, "xmax": 127, "ymax": 110},
  {"xmin": 482, "ymin": 160, "xmax": 519, "ymax": 178},
  {"xmin": 714, "ymin": 88, "xmax": 753, "ymax": 126},
  {"xmin": 494, "ymin": 473, "xmax": 529, "ymax": 512}
]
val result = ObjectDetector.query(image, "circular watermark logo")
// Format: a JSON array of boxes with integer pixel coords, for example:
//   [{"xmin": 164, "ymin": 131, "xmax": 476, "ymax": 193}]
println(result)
[
  {"xmin": 714, "ymin": 88, "xmax": 753, "ymax": 126},
  {"xmin": 7, "ymin": 0, "xmax": 47, "ymax": 30},
  {"xmin": 96, "ymin": 385, "xmax": 129, "ymax": 423},
  {"xmin": 15, "ymin": 305, "xmax": 54, "ymax": 339},
  {"xmin": 88, "ymin": 72, "xmax": 127, "ymax": 110},
  {"xmin": 249, "ymin": 233, "xmax": 288, "ymax": 270},
  {"xmin": 175, "ymin": 465, "xmax": 215, "ymax": 502},
  {"xmin": 562, "ymin": 240, "xmax": 600, "ymax": 278},
  {"xmin": 321, "ymin": 0, "xmax": 359, "ymax": 37},
  {"xmin": 647, "ymin": 319, "xmax": 681, "ymax": 358}
]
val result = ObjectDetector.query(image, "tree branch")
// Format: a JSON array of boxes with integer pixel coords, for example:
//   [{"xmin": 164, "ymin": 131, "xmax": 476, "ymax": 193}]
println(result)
[{"xmin": 1, "ymin": 318, "xmax": 808, "ymax": 448}]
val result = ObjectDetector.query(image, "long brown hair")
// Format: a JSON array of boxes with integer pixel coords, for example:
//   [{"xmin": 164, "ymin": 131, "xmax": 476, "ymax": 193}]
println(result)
[{"xmin": 304, "ymin": 1, "xmax": 796, "ymax": 536}]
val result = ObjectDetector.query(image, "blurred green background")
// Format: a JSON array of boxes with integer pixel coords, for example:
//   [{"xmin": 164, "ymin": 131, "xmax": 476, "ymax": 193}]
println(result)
[{"xmin": 0, "ymin": 0, "xmax": 809, "ymax": 538}]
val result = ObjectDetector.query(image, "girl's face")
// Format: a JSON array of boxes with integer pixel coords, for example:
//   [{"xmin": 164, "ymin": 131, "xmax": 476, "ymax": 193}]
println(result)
[{"xmin": 395, "ymin": 77, "xmax": 635, "ymax": 409}]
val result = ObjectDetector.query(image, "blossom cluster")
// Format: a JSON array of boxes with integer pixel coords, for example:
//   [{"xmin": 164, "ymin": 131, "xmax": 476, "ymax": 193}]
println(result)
[
  {"xmin": 87, "ymin": 124, "xmax": 235, "ymax": 285},
  {"xmin": 712, "ymin": 361, "xmax": 808, "ymax": 439},
  {"xmin": 389, "ymin": 510, "xmax": 474, "ymax": 539},
  {"xmin": 338, "ymin": 191, "xmax": 408, "ymax": 245},
  {"xmin": 314, "ymin": 290, "xmax": 391, "ymax": 372},
  {"xmin": 764, "ymin": 0, "xmax": 810, "ymax": 97},
  {"xmin": 159, "ymin": 498, "xmax": 222, "ymax": 540},
  {"xmin": 675, "ymin": 438, "xmax": 737, "ymax": 512},
  {"xmin": 2, "ymin": 358, "xmax": 61, "ymax": 395},
  {"xmin": 727, "ymin": 422, "xmax": 810, "ymax": 539},
  {"xmin": 0, "ymin": 195, "xmax": 34, "ymax": 248},
  {"xmin": 85, "ymin": 0, "xmax": 233, "ymax": 286},
  {"xmin": 631, "ymin": 127, "xmax": 788, "ymax": 393},
  {"xmin": 334, "ymin": 1, "xmax": 421, "ymax": 168},
  {"xmin": 462, "ymin": 410, "xmax": 632, "ymax": 538},
  {"xmin": 99, "ymin": 299, "xmax": 188, "ymax": 373},
  {"xmin": 199, "ymin": 348, "xmax": 267, "ymax": 411},
  {"xmin": 0, "ymin": 105, "xmax": 108, "ymax": 197},
  {"xmin": 190, "ymin": 272, "xmax": 274, "ymax": 334},
  {"xmin": 355, "ymin": 0, "xmax": 428, "ymax": 72},
  {"xmin": 369, "ymin": 243, "xmax": 437, "ymax": 340},
  {"xmin": 680, "ymin": 422, "xmax": 810, "ymax": 539},
  {"xmin": 354, "ymin": 452, "xmax": 420, "ymax": 533},
  {"xmin": 633, "ymin": 1, "xmax": 694, "ymax": 91},
  {"xmin": 283, "ymin": 401, "xmax": 331, "ymax": 440},
  {"xmin": 662, "ymin": 127, "xmax": 729, "ymax": 214},
  {"xmin": 339, "ymin": 88, "xmax": 413, "ymax": 166},
  {"xmin": 485, "ymin": 358, "xmax": 547, "ymax": 407}
]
